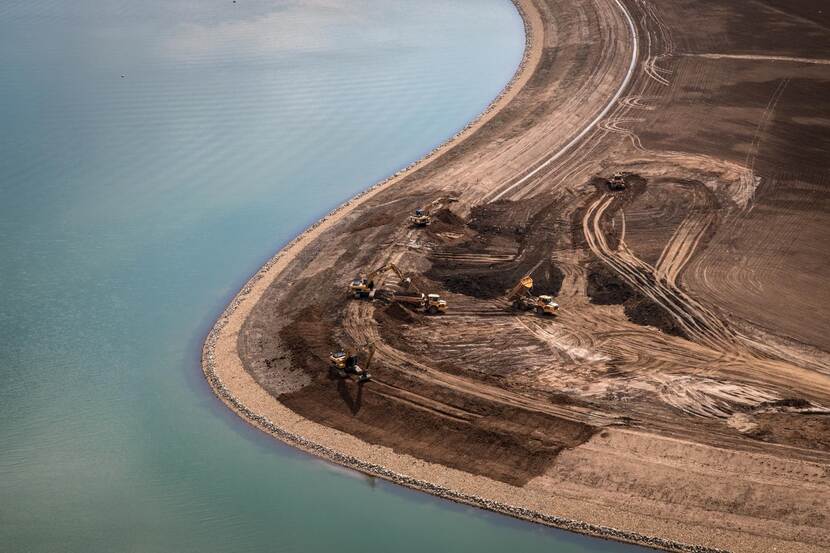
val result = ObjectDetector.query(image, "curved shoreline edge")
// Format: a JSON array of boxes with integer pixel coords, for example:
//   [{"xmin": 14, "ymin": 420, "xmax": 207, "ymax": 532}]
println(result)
[{"xmin": 201, "ymin": 1, "xmax": 723, "ymax": 552}]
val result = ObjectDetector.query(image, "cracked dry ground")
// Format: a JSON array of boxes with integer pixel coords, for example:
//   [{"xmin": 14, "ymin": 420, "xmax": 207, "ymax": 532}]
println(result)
[{"xmin": 236, "ymin": 0, "xmax": 830, "ymax": 550}]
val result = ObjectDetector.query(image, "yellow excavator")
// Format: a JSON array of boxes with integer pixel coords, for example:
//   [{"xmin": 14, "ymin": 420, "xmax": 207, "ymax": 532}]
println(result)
[
  {"xmin": 408, "ymin": 196, "xmax": 459, "ymax": 227},
  {"xmin": 506, "ymin": 275, "xmax": 559, "ymax": 315},
  {"xmin": 349, "ymin": 263, "xmax": 411, "ymax": 299},
  {"xmin": 329, "ymin": 342, "xmax": 374, "ymax": 383}
]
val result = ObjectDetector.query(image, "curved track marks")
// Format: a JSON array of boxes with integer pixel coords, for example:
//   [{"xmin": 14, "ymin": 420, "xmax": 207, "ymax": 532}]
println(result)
[
  {"xmin": 582, "ymin": 193, "xmax": 738, "ymax": 350},
  {"xmin": 487, "ymin": 0, "xmax": 640, "ymax": 202}
]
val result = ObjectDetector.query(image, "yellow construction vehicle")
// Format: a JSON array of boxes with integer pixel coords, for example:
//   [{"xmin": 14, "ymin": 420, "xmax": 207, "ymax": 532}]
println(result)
[
  {"xmin": 350, "ymin": 262, "xmax": 447, "ymax": 312},
  {"xmin": 329, "ymin": 343, "xmax": 374, "ymax": 383},
  {"xmin": 408, "ymin": 196, "xmax": 459, "ymax": 227},
  {"xmin": 507, "ymin": 275, "xmax": 534, "ymax": 301},
  {"xmin": 391, "ymin": 279, "xmax": 448, "ymax": 314},
  {"xmin": 408, "ymin": 209, "xmax": 431, "ymax": 227},
  {"xmin": 424, "ymin": 293, "xmax": 448, "ymax": 314},
  {"xmin": 529, "ymin": 294, "xmax": 560, "ymax": 315},
  {"xmin": 506, "ymin": 275, "xmax": 559, "ymax": 315},
  {"xmin": 349, "ymin": 263, "xmax": 411, "ymax": 299},
  {"xmin": 607, "ymin": 172, "xmax": 626, "ymax": 191},
  {"xmin": 392, "ymin": 290, "xmax": 448, "ymax": 314}
]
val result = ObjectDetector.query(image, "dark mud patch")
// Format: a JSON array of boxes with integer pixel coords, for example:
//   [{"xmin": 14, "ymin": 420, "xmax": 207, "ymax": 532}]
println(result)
[
  {"xmin": 468, "ymin": 199, "xmax": 539, "ymax": 234},
  {"xmin": 587, "ymin": 261, "xmax": 688, "ymax": 338},
  {"xmin": 587, "ymin": 262, "xmax": 635, "ymax": 304},
  {"xmin": 624, "ymin": 296, "xmax": 688, "ymax": 338},
  {"xmin": 347, "ymin": 210, "xmax": 395, "ymax": 233},
  {"xmin": 433, "ymin": 261, "xmax": 564, "ymax": 300},
  {"xmin": 281, "ymin": 376, "xmax": 596, "ymax": 486},
  {"xmin": 427, "ymin": 207, "xmax": 466, "ymax": 234},
  {"xmin": 549, "ymin": 391, "xmax": 592, "ymax": 408},
  {"xmin": 373, "ymin": 301, "xmax": 422, "ymax": 364},
  {"xmin": 427, "ymin": 198, "xmax": 566, "ymax": 299},
  {"xmin": 278, "ymin": 305, "xmax": 339, "ymax": 377},
  {"xmin": 756, "ymin": 398, "xmax": 812, "ymax": 410},
  {"xmin": 747, "ymin": 413, "xmax": 830, "ymax": 452},
  {"xmin": 380, "ymin": 301, "xmax": 418, "ymax": 324}
]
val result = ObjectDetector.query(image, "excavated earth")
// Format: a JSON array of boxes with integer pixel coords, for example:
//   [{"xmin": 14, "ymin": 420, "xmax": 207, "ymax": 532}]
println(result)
[{"xmin": 221, "ymin": 0, "xmax": 830, "ymax": 551}]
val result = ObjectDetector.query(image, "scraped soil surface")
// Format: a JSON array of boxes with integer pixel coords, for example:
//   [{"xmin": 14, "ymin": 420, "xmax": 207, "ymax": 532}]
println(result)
[{"xmin": 232, "ymin": 0, "xmax": 830, "ymax": 551}]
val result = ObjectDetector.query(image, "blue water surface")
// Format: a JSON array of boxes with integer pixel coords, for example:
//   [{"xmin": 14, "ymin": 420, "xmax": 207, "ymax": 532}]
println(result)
[{"xmin": 0, "ymin": 1, "xmax": 647, "ymax": 551}]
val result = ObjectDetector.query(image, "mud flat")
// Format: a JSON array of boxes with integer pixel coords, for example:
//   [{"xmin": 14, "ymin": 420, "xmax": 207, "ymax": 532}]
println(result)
[{"xmin": 204, "ymin": 0, "xmax": 830, "ymax": 551}]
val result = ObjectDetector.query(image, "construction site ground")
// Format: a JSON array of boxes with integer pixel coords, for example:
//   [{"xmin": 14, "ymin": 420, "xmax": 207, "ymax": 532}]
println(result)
[{"xmin": 214, "ymin": 0, "xmax": 830, "ymax": 551}]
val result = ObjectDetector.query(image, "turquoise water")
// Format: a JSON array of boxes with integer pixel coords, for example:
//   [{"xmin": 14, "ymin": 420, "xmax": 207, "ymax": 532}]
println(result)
[{"xmin": 0, "ymin": 1, "xmax": 646, "ymax": 551}]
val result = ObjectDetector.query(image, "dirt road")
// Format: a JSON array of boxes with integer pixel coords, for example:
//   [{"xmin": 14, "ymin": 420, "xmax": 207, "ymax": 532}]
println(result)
[{"xmin": 206, "ymin": 0, "xmax": 830, "ymax": 551}]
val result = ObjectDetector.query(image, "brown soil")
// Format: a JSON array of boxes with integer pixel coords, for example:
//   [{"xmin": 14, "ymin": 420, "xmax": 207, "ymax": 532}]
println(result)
[
  {"xmin": 586, "ymin": 261, "xmax": 688, "ymax": 337},
  {"xmin": 278, "ymin": 305, "xmax": 337, "ymax": 378},
  {"xmin": 281, "ymin": 378, "xmax": 596, "ymax": 486},
  {"xmin": 748, "ymin": 413, "xmax": 830, "ymax": 451},
  {"xmin": 380, "ymin": 302, "xmax": 418, "ymax": 324},
  {"xmin": 586, "ymin": 260, "xmax": 635, "ymax": 304},
  {"xmin": 425, "ymin": 208, "xmax": 466, "ymax": 235}
]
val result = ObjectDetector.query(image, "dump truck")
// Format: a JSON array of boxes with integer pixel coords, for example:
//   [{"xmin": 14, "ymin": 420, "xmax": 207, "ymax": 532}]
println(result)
[
  {"xmin": 506, "ymin": 275, "xmax": 560, "ymax": 315},
  {"xmin": 391, "ymin": 288, "xmax": 448, "ymax": 314},
  {"xmin": 329, "ymin": 343, "xmax": 374, "ymax": 383},
  {"xmin": 522, "ymin": 294, "xmax": 560, "ymax": 315},
  {"xmin": 507, "ymin": 275, "xmax": 534, "ymax": 301}
]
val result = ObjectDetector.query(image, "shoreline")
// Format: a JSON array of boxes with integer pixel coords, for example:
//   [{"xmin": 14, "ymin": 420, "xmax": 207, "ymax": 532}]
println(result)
[{"xmin": 201, "ymin": 1, "xmax": 717, "ymax": 551}]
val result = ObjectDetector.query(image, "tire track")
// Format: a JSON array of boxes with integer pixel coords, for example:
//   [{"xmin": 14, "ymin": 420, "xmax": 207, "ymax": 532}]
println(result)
[
  {"xmin": 486, "ymin": 0, "xmax": 640, "ymax": 202},
  {"xmin": 582, "ymin": 193, "xmax": 738, "ymax": 351}
]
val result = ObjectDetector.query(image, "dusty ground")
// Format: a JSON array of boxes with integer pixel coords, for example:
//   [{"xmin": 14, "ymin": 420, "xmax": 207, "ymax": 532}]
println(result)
[{"xmin": 216, "ymin": 0, "xmax": 830, "ymax": 551}]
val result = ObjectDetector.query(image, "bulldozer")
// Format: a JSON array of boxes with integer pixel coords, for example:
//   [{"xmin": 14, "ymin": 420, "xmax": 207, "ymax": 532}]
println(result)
[
  {"xmin": 506, "ymin": 275, "xmax": 560, "ymax": 315},
  {"xmin": 607, "ymin": 172, "xmax": 626, "ymax": 191},
  {"xmin": 349, "ymin": 263, "xmax": 411, "ymax": 299},
  {"xmin": 329, "ymin": 343, "xmax": 374, "ymax": 383}
]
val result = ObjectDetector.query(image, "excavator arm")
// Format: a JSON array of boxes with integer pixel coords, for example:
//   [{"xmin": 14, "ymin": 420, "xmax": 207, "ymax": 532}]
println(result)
[
  {"xmin": 369, "ymin": 263, "xmax": 411, "ymax": 288},
  {"xmin": 387, "ymin": 263, "xmax": 407, "ymax": 283},
  {"xmin": 362, "ymin": 344, "xmax": 375, "ymax": 374}
]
